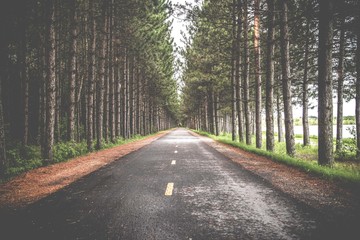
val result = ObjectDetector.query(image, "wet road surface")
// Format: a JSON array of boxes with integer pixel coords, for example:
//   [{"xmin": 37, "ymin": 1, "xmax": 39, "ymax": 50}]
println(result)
[{"xmin": 0, "ymin": 129, "xmax": 356, "ymax": 239}]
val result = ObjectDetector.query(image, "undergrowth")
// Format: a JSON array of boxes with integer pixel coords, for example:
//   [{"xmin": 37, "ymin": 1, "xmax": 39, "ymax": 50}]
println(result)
[
  {"xmin": 2, "ymin": 133, "xmax": 160, "ymax": 182},
  {"xmin": 193, "ymin": 130, "xmax": 360, "ymax": 184}
]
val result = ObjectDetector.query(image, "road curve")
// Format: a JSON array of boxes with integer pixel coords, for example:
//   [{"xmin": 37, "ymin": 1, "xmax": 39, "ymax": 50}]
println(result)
[{"xmin": 0, "ymin": 129, "xmax": 355, "ymax": 239}]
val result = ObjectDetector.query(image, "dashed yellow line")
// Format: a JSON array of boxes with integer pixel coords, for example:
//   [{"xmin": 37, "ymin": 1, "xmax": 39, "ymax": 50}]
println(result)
[{"xmin": 165, "ymin": 182, "xmax": 174, "ymax": 196}]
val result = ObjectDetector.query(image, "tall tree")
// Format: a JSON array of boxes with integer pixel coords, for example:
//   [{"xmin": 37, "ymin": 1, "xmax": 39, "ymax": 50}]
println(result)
[
  {"xmin": 43, "ymin": 0, "xmax": 56, "ymax": 162},
  {"xmin": 96, "ymin": 0, "xmax": 107, "ymax": 150},
  {"xmin": 243, "ymin": 0, "xmax": 251, "ymax": 145},
  {"xmin": 356, "ymin": 7, "xmax": 360, "ymax": 158},
  {"xmin": 254, "ymin": 0, "xmax": 262, "ymax": 149},
  {"xmin": 336, "ymin": 0, "xmax": 345, "ymax": 152},
  {"xmin": 280, "ymin": 0, "xmax": 295, "ymax": 156},
  {"xmin": 231, "ymin": 0, "xmax": 237, "ymax": 141},
  {"xmin": 87, "ymin": 0, "xmax": 96, "ymax": 151},
  {"xmin": 265, "ymin": 0, "xmax": 275, "ymax": 151},
  {"xmin": 68, "ymin": 0, "xmax": 77, "ymax": 142},
  {"xmin": 302, "ymin": 5, "xmax": 311, "ymax": 147},
  {"xmin": 235, "ymin": 0, "xmax": 244, "ymax": 142},
  {"xmin": 318, "ymin": 0, "xmax": 334, "ymax": 166}
]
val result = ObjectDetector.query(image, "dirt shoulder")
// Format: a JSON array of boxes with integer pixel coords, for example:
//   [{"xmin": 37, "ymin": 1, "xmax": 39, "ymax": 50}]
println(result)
[
  {"xmin": 190, "ymin": 131, "xmax": 360, "ymax": 219},
  {"xmin": 0, "ymin": 131, "xmax": 170, "ymax": 209}
]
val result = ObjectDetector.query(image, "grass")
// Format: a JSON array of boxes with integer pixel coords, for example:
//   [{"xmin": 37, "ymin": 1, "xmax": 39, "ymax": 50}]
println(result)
[
  {"xmin": 193, "ymin": 130, "xmax": 360, "ymax": 184},
  {"xmin": 3, "ymin": 132, "xmax": 164, "ymax": 182}
]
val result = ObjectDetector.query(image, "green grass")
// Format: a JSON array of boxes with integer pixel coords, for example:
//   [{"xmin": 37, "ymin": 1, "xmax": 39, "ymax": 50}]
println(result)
[
  {"xmin": 3, "ymin": 132, "xmax": 164, "ymax": 182},
  {"xmin": 193, "ymin": 130, "xmax": 360, "ymax": 184}
]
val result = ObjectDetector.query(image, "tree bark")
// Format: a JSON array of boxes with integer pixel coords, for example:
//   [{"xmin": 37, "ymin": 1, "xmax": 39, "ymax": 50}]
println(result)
[
  {"xmin": 280, "ymin": 0, "xmax": 295, "ymax": 156},
  {"xmin": 87, "ymin": 0, "xmax": 96, "ymax": 152},
  {"xmin": 336, "ymin": 3, "xmax": 345, "ymax": 152},
  {"xmin": 96, "ymin": 1, "xmax": 107, "ymax": 150},
  {"xmin": 318, "ymin": 0, "xmax": 334, "ymax": 166},
  {"xmin": 254, "ymin": 0, "xmax": 262, "ymax": 149},
  {"xmin": 265, "ymin": 0, "xmax": 275, "ymax": 151},
  {"xmin": 356, "ymin": 10, "xmax": 360, "ymax": 158},
  {"xmin": 231, "ymin": 0, "xmax": 237, "ymax": 141},
  {"xmin": 236, "ymin": 0, "xmax": 244, "ymax": 142},
  {"xmin": 43, "ymin": 0, "xmax": 56, "ymax": 162},
  {"xmin": 243, "ymin": 0, "xmax": 251, "ymax": 145},
  {"xmin": 68, "ymin": 0, "xmax": 77, "ymax": 142},
  {"xmin": 302, "ymin": 9, "xmax": 310, "ymax": 146}
]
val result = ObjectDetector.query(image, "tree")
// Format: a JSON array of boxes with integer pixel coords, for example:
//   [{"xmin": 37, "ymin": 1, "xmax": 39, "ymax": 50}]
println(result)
[
  {"xmin": 336, "ymin": 0, "xmax": 345, "ymax": 152},
  {"xmin": 254, "ymin": 0, "xmax": 262, "ymax": 149},
  {"xmin": 68, "ymin": 0, "xmax": 77, "ymax": 142},
  {"xmin": 302, "ymin": 3, "xmax": 311, "ymax": 147},
  {"xmin": 231, "ymin": 0, "xmax": 237, "ymax": 141},
  {"xmin": 235, "ymin": 0, "xmax": 244, "ymax": 142},
  {"xmin": 96, "ymin": 0, "xmax": 107, "ymax": 150},
  {"xmin": 243, "ymin": 0, "xmax": 251, "ymax": 145},
  {"xmin": 265, "ymin": 0, "xmax": 275, "ymax": 151},
  {"xmin": 280, "ymin": 0, "xmax": 295, "ymax": 156},
  {"xmin": 43, "ymin": 0, "xmax": 56, "ymax": 163},
  {"xmin": 87, "ymin": 0, "xmax": 96, "ymax": 152},
  {"xmin": 356, "ymin": 6, "xmax": 360, "ymax": 158},
  {"xmin": 318, "ymin": 0, "xmax": 334, "ymax": 166}
]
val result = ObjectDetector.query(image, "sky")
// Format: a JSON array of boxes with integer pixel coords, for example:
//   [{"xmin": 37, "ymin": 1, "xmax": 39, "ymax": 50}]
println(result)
[{"xmin": 169, "ymin": 0, "xmax": 356, "ymax": 118}]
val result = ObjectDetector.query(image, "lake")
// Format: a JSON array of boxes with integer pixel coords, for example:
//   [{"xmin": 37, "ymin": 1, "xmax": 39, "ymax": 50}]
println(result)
[{"xmin": 274, "ymin": 125, "xmax": 355, "ymax": 139}]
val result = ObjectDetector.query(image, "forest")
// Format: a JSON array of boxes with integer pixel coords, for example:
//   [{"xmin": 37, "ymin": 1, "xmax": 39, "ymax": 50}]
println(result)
[
  {"xmin": 0, "ymin": 0, "xmax": 179, "ymax": 179},
  {"xmin": 0, "ymin": 0, "xmax": 359, "ymax": 182},
  {"xmin": 180, "ymin": 0, "xmax": 360, "ymax": 174}
]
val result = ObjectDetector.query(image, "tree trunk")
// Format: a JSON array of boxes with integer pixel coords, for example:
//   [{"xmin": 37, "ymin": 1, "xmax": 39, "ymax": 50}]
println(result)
[
  {"xmin": 243, "ymin": 0, "xmax": 251, "ymax": 145},
  {"xmin": 302, "ymin": 10, "xmax": 310, "ymax": 146},
  {"xmin": 356, "ymin": 11, "xmax": 360, "ymax": 158},
  {"xmin": 87, "ymin": 1, "xmax": 96, "ymax": 152},
  {"xmin": 265, "ymin": 0, "xmax": 275, "ymax": 151},
  {"xmin": 68, "ymin": 0, "xmax": 77, "ymax": 142},
  {"xmin": 280, "ymin": 0, "xmax": 295, "ymax": 156},
  {"xmin": 231, "ymin": 0, "xmax": 237, "ymax": 141},
  {"xmin": 318, "ymin": 0, "xmax": 334, "ymax": 166},
  {"xmin": 254, "ymin": 0, "xmax": 262, "ymax": 149},
  {"xmin": 43, "ymin": 0, "xmax": 56, "ymax": 162},
  {"xmin": 336, "ymin": 3, "xmax": 345, "ymax": 152},
  {"xmin": 277, "ymin": 84, "xmax": 284, "ymax": 143},
  {"xmin": 214, "ymin": 93, "xmax": 219, "ymax": 136},
  {"xmin": 236, "ymin": 0, "xmax": 244, "ymax": 142},
  {"xmin": 96, "ymin": 1, "xmax": 107, "ymax": 150}
]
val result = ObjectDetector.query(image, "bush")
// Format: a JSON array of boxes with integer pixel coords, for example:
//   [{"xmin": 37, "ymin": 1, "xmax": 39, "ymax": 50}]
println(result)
[{"xmin": 53, "ymin": 141, "xmax": 88, "ymax": 163}]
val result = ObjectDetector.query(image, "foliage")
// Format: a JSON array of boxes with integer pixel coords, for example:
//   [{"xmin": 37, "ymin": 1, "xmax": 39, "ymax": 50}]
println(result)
[
  {"xmin": 2, "ymin": 132, "xmax": 162, "ymax": 182},
  {"xmin": 194, "ymin": 130, "xmax": 360, "ymax": 184}
]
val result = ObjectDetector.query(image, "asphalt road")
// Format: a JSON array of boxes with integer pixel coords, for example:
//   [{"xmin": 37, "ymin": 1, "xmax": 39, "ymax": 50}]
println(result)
[{"xmin": 0, "ymin": 129, "xmax": 356, "ymax": 239}]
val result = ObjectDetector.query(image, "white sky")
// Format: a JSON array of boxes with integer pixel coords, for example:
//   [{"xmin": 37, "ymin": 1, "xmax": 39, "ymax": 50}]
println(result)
[{"xmin": 169, "ymin": 0, "xmax": 356, "ymax": 118}]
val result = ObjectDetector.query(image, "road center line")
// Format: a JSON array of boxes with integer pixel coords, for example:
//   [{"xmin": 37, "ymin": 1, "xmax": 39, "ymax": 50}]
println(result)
[
  {"xmin": 165, "ymin": 183, "xmax": 174, "ymax": 196},
  {"xmin": 174, "ymin": 150, "xmax": 178, "ymax": 153},
  {"xmin": 171, "ymin": 160, "xmax": 176, "ymax": 165}
]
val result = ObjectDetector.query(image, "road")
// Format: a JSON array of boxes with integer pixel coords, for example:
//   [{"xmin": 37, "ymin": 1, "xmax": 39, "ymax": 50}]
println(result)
[{"xmin": 0, "ymin": 129, "xmax": 355, "ymax": 239}]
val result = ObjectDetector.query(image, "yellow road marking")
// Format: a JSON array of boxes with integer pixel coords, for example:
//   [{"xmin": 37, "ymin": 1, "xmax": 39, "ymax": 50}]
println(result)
[
  {"xmin": 171, "ymin": 160, "xmax": 176, "ymax": 165},
  {"xmin": 165, "ymin": 182, "xmax": 174, "ymax": 196}
]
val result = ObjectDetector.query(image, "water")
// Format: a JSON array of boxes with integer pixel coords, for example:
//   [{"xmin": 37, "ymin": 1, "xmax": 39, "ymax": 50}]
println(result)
[{"xmin": 274, "ymin": 125, "xmax": 355, "ymax": 139}]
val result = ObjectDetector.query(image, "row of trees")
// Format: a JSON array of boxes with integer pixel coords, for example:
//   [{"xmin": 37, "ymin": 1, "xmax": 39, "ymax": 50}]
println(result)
[
  {"xmin": 0, "ymin": 0, "xmax": 179, "ymax": 178},
  {"xmin": 181, "ymin": 0, "xmax": 360, "ymax": 165}
]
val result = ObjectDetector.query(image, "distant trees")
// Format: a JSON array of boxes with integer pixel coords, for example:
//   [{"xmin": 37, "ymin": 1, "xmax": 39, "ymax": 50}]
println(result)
[
  {"xmin": 181, "ymin": 0, "xmax": 359, "ymax": 164},
  {"xmin": 0, "ymin": 0, "xmax": 179, "ymax": 177}
]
